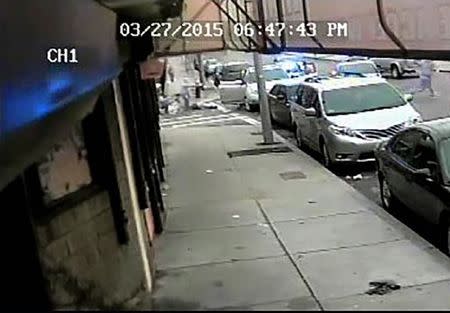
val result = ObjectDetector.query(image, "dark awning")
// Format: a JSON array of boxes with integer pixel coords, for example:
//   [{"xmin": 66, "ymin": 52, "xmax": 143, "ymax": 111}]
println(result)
[
  {"xmin": 0, "ymin": 0, "xmax": 183, "ymax": 190},
  {"xmin": 154, "ymin": 0, "xmax": 450, "ymax": 60}
]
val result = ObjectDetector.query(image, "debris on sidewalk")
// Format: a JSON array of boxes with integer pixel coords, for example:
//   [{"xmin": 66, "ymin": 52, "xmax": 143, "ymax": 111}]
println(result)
[
  {"xmin": 232, "ymin": 214, "xmax": 240, "ymax": 219},
  {"xmin": 257, "ymin": 223, "xmax": 269, "ymax": 228},
  {"xmin": 205, "ymin": 169, "xmax": 214, "ymax": 174},
  {"xmin": 307, "ymin": 200, "xmax": 317, "ymax": 204},
  {"xmin": 366, "ymin": 280, "xmax": 401, "ymax": 295},
  {"xmin": 198, "ymin": 100, "xmax": 218, "ymax": 110}
]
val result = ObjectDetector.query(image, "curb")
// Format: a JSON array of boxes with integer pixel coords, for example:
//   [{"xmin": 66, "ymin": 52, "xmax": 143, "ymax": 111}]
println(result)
[{"xmin": 244, "ymin": 116, "xmax": 448, "ymax": 260}]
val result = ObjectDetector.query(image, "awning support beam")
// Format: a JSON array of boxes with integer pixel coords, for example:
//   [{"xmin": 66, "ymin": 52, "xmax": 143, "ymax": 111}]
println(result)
[
  {"xmin": 211, "ymin": 0, "xmax": 261, "ymax": 50},
  {"xmin": 376, "ymin": 0, "xmax": 407, "ymax": 57},
  {"xmin": 228, "ymin": 0, "xmax": 280, "ymax": 51}
]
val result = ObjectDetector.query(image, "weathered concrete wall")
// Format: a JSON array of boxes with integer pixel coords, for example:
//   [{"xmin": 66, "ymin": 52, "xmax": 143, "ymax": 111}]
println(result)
[{"xmin": 34, "ymin": 89, "xmax": 153, "ymax": 309}]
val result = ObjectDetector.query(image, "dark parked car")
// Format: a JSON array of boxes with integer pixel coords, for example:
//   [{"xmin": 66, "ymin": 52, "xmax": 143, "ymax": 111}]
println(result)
[
  {"xmin": 268, "ymin": 79, "xmax": 307, "ymax": 128},
  {"xmin": 375, "ymin": 118, "xmax": 450, "ymax": 253}
]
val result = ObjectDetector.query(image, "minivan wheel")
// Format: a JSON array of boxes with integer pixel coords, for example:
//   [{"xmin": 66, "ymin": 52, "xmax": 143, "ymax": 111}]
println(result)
[
  {"xmin": 380, "ymin": 175, "xmax": 395, "ymax": 210},
  {"xmin": 391, "ymin": 65, "xmax": 401, "ymax": 79},
  {"xmin": 321, "ymin": 142, "xmax": 332, "ymax": 169},
  {"xmin": 244, "ymin": 100, "xmax": 251, "ymax": 112}
]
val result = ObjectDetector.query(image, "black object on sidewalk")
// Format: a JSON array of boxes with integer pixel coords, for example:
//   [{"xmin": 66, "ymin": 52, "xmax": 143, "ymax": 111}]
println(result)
[{"xmin": 195, "ymin": 83, "xmax": 202, "ymax": 98}]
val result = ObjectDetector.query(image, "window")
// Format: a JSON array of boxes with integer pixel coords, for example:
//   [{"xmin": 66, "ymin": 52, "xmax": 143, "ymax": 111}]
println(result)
[
  {"xmin": 312, "ymin": 95, "xmax": 321, "ymax": 116},
  {"xmin": 296, "ymin": 85, "xmax": 305, "ymax": 106},
  {"xmin": 286, "ymin": 85, "xmax": 300, "ymax": 101},
  {"xmin": 29, "ymin": 94, "xmax": 120, "ymax": 221},
  {"xmin": 322, "ymin": 83, "xmax": 406, "ymax": 116},
  {"xmin": 338, "ymin": 62, "xmax": 378, "ymax": 74},
  {"xmin": 279, "ymin": 86, "xmax": 287, "ymax": 97},
  {"xmin": 300, "ymin": 86, "xmax": 318, "ymax": 108},
  {"xmin": 390, "ymin": 130, "xmax": 422, "ymax": 165},
  {"xmin": 270, "ymin": 85, "xmax": 280, "ymax": 95},
  {"xmin": 410, "ymin": 133, "xmax": 437, "ymax": 170},
  {"xmin": 36, "ymin": 124, "xmax": 93, "ymax": 205}
]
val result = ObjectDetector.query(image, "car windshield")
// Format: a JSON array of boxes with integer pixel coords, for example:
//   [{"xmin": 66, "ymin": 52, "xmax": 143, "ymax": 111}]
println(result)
[
  {"xmin": 338, "ymin": 63, "xmax": 377, "ymax": 74},
  {"xmin": 322, "ymin": 83, "xmax": 406, "ymax": 116},
  {"xmin": 246, "ymin": 68, "xmax": 289, "ymax": 83},
  {"xmin": 439, "ymin": 138, "xmax": 450, "ymax": 185}
]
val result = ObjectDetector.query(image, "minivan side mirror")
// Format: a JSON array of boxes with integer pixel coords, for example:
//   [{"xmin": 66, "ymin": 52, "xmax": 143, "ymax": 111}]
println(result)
[
  {"xmin": 305, "ymin": 107, "xmax": 317, "ymax": 117},
  {"xmin": 277, "ymin": 94, "xmax": 287, "ymax": 102},
  {"xmin": 404, "ymin": 94, "xmax": 413, "ymax": 102}
]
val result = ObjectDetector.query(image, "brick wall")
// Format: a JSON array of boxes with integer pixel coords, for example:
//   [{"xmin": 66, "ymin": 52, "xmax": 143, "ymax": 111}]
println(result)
[{"xmin": 34, "ymin": 88, "xmax": 153, "ymax": 309}]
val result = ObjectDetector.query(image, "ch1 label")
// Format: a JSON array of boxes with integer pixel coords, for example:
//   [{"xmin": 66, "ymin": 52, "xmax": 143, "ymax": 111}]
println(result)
[{"xmin": 47, "ymin": 48, "xmax": 78, "ymax": 64}]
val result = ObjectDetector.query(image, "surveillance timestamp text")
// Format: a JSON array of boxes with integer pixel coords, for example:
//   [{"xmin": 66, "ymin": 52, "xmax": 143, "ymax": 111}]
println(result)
[{"xmin": 119, "ymin": 21, "xmax": 348, "ymax": 39}]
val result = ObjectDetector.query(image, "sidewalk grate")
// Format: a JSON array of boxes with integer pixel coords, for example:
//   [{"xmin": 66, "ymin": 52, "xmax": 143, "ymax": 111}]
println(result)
[
  {"xmin": 227, "ymin": 146, "xmax": 292, "ymax": 158},
  {"xmin": 279, "ymin": 171, "xmax": 307, "ymax": 180}
]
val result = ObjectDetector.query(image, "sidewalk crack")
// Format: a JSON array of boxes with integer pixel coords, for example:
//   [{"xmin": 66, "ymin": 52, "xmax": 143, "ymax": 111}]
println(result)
[{"xmin": 255, "ymin": 199, "xmax": 325, "ymax": 311}]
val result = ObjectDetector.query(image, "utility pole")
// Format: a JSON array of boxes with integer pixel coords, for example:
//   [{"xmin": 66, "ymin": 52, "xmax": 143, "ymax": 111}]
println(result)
[
  {"xmin": 253, "ymin": 0, "xmax": 274, "ymax": 144},
  {"xmin": 197, "ymin": 53, "xmax": 206, "ymax": 86}
]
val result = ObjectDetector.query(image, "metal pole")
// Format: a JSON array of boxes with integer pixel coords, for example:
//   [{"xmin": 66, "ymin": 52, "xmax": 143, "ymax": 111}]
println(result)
[
  {"xmin": 253, "ymin": 0, "xmax": 273, "ymax": 144},
  {"xmin": 197, "ymin": 53, "xmax": 206, "ymax": 86},
  {"xmin": 276, "ymin": 0, "xmax": 286, "ymax": 49},
  {"xmin": 253, "ymin": 51, "xmax": 274, "ymax": 143}
]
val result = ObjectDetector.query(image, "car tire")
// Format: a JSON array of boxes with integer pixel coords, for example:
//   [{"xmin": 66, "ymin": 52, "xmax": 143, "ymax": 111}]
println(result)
[
  {"xmin": 320, "ymin": 142, "xmax": 333, "ymax": 169},
  {"xmin": 379, "ymin": 174, "xmax": 398, "ymax": 210},
  {"xmin": 439, "ymin": 215, "xmax": 450, "ymax": 255},
  {"xmin": 391, "ymin": 65, "xmax": 402, "ymax": 79},
  {"xmin": 244, "ymin": 99, "xmax": 252, "ymax": 112}
]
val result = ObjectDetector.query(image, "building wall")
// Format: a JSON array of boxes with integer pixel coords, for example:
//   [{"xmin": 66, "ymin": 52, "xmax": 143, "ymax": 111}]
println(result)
[{"xmin": 34, "ymin": 87, "xmax": 153, "ymax": 309}]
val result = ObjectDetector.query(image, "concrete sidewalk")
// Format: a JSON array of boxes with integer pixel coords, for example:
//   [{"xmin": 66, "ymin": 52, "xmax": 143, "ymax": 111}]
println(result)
[{"xmin": 144, "ymin": 123, "xmax": 450, "ymax": 310}]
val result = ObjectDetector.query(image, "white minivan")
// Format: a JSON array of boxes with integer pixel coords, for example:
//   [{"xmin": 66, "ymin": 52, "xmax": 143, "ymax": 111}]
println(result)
[{"xmin": 291, "ymin": 76, "xmax": 422, "ymax": 168}]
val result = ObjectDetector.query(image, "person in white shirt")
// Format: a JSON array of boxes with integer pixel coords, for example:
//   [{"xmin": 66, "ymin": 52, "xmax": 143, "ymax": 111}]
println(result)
[{"xmin": 412, "ymin": 60, "xmax": 437, "ymax": 97}]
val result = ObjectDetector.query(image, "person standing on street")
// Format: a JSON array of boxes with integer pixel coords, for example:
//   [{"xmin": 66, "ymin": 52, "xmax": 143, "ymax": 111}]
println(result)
[
  {"xmin": 412, "ymin": 59, "xmax": 438, "ymax": 97},
  {"xmin": 168, "ymin": 64, "xmax": 175, "ymax": 83}
]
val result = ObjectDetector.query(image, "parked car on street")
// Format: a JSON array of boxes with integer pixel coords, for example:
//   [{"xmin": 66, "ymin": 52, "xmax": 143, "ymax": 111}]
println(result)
[
  {"xmin": 274, "ymin": 53, "xmax": 318, "ymax": 78},
  {"xmin": 242, "ymin": 65, "xmax": 291, "ymax": 111},
  {"xmin": 215, "ymin": 62, "xmax": 250, "ymax": 104},
  {"xmin": 335, "ymin": 60, "xmax": 381, "ymax": 78},
  {"xmin": 214, "ymin": 62, "xmax": 249, "ymax": 84},
  {"xmin": 291, "ymin": 76, "xmax": 422, "ymax": 168},
  {"xmin": 370, "ymin": 58, "xmax": 420, "ymax": 79},
  {"xmin": 217, "ymin": 64, "xmax": 291, "ymax": 109},
  {"xmin": 268, "ymin": 79, "xmax": 306, "ymax": 128},
  {"xmin": 203, "ymin": 58, "xmax": 220, "ymax": 77},
  {"xmin": 276, "ymin": 61, "xmax": 304, "ymax": 78},
  {"xmin": 375, "ymin": 118, "xmax": 450, "ymax": 254}
]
